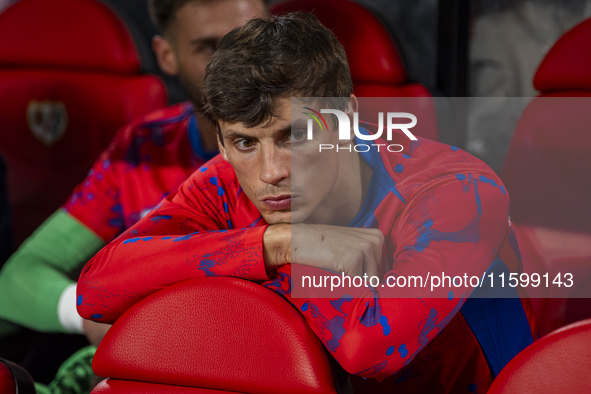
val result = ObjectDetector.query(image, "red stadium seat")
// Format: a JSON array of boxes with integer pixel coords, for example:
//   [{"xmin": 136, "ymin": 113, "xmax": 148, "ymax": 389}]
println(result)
[
  {"xmin": 501, "ymin": 17, "xmax": 591, "ymax": 336},
  {"xmin": 486, "ymin": 318, "xmax": 591, "ymax": 394},
  {"xmin": 0, "ymin": 362, "xmax": 14, "ymax": 394},
  {"xmin": 0, "ymin": 0, "xmax": 168, "ymax": 247},
  {"xmin": 91, "ymin": 277, "xmax": 344, "ymax": 394},
  {"xmin": 0, "ymin": 358, "xmax": 36, "ymax": 394},
  {"xmin": 269, "ymin": 0, "xmax": 438, "ymax": 141}
]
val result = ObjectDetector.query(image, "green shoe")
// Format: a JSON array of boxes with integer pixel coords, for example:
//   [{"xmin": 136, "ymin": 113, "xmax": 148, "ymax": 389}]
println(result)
[{"xmin": 48, "ymin": 346, "xmax": 96, "ymax": 394}]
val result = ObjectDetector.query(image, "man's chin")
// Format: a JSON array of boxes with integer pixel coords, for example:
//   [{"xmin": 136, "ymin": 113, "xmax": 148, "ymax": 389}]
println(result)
[
  {"xmin": 263, "ymin": 211, "xmax": 292, "ymax": 225},
  {"xmin": 265, "ymin": 210, "xmax": 317, "ymax": 225}
]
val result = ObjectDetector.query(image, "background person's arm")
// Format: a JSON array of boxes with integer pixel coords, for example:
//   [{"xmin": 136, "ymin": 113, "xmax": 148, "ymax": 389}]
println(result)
[
  {"xmin": 0, "ymin": 123, "xmax": 137, "ymax": 333},
  {"xmin": 0, "ymin": 210, "xmax": 104, "ymax": 333}
]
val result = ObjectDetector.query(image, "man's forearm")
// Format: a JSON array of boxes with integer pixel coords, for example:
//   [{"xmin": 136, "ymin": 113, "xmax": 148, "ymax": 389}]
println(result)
[
  {"xmin": 77, "ymin": 226, "xmax": 269, "ymax": 323},
  {"xmin": 0, "ymin": 210, "xmax": 104, "ymax": 332}
]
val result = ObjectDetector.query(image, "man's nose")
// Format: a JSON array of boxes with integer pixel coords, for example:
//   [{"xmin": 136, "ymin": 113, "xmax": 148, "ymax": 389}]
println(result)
[{"xmin": 259, "ymin": 146, "xmax": 289, "ymax": 185}]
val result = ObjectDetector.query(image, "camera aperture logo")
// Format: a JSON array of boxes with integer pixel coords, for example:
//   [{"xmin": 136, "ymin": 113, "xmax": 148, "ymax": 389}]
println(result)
[
  {"xmin": 302, "ymin": 107, "xmax": 328, "ymax": 133},
  {"xmin": 304, "ymin": 108, "xmax": 418, "ymax": 152}
]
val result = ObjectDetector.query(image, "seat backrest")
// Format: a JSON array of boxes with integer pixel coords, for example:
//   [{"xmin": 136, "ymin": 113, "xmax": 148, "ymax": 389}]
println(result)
[
  {"xmin": 501, "ymin": 17, "xmax": 591, "ymax": 335},
  {"xmin": 0, "ymin": 0, "xmax": 168, "ymax": 247},
  {"xmin": 532, "ymin": 16, "xmax": 591, "ymax": 94},
  {"xmin": 269, "ymin": 0, "xmax": 438, "ymax": 141},
  {"xmin": 92, "ymin": 277, "xmax": 339, "ymax": 394},
  {"xmin": 0, "ymin": 362, "xmax": 14, "ymax": 394},
  {"xmin": 487, "ymin": 319, "xmax": 591, "ymax": 393},
  {"xmin": 503, "ymin": 16, "xmax": 591, "ymax": 233},
  {"xmin": 0, "ymin": 358, "xmax": 36, "ymax": 394}
]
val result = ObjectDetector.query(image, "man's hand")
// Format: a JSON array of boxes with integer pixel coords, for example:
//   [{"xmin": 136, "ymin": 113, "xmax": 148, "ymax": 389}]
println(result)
[
  {"xmin": 263, "ymin": 223, "xmax": 292, "ymax": 270},
  {"xmin": 82, "ymin": 319, "xmax": 112, "ymax": 347},
  {"xmin": 263, "ymin": 223, "xmax": 384, "ymax": 277}
]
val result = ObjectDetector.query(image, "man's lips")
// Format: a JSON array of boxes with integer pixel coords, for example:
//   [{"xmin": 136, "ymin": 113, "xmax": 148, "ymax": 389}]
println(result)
[{"xmin": 261, "ymin": 195, "xmax": 292, "ymax": 210}]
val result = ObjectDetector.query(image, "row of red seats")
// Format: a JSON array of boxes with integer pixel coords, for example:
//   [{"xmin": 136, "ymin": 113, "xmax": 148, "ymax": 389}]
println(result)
[
  {"xmin": 0, "ymin": 0, "xmax": 168, "ymax": 248},
  {"xmin": 502, "ymin": 16, "xmax": 591, "ymax": 336}
]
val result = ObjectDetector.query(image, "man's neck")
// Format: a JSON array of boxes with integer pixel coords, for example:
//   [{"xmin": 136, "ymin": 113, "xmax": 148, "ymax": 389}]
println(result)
[
  {"xmin": 310, "ymin": 150, "xmax": 373, "ymax": 227},
  {"xmin": 343, "ymin": 151, "xmax": 373, "ymax": 225},
  {"xmin": 358, "ymin": 156, "xmax": 372, "ymax": 210}
]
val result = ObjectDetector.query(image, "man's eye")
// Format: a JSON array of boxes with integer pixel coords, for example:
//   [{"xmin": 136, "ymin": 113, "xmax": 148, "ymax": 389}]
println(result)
[
  {"xmin": 236, "ymin": 139, "xmax": 254, "ymax": 149},
  {"xmin": 201, "ymin": 44, "xmax": 216, "ymax": 55},
  {"xmin": 195, "ymin": 42, "xmax": 218, "ymax": 56},
  {"xmin": 290, "ymin": 131, "xmax": 306, "ymax": 142}
]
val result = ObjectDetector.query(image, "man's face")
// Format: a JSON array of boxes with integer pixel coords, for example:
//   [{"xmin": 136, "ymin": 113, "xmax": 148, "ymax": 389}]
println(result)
[
  {"xmin": 218, "ymin": 98, "xmax": 354, "ymax": 225},
  {"xmin": 166, "ymin": 0, "xmax": 266, "ymax": 104}
]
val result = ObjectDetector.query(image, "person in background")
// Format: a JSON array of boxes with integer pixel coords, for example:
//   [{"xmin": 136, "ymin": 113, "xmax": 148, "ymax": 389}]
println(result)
[
  {"xmin": 468, "ymin": 0, "xmax": 591, "ymax": 172},
  {"xmin": 0, "ymin": 0, "xmax": 266, "ymax": 388}
]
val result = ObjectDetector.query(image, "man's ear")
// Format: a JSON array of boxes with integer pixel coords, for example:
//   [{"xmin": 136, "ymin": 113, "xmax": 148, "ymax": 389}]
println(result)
[
  {"xmin": 218, "ymin": 134, "xmax": 229, "ymax": 161},
  {"xmin": 348, "ymin": 94, "xmax": 359, "ymax": 113},
  {"xmin": 341, "ymin": 94, "xmax": 359, "ymax": 144},
  {"xmin": 152, "ymin": 35, "xmax": 179, "ymax": 76}
]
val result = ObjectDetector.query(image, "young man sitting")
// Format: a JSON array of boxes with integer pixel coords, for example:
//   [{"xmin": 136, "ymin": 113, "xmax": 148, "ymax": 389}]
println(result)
[{"xmin": 78, "ymin": 13, "xmax": 535, "ymax": 393}]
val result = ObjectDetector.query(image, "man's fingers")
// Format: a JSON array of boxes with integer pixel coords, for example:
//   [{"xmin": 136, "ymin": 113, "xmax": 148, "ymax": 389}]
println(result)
[
  {"xmin": 370, "ymin": 235, "xmax": 383, "ymax": 272},
  {"xmin": 350, "ymin": 228, "xmax": 384, "ymax": 263},
  {"xmin": 356, "ymin": 231, "xmax": 383, "ymax": 276},
  {"xmin": 362, "ymin": 248, "xmax": 380, "ymax": 279},
  {"xmin": 290, "ymin": 224, "xmax": 385, "ymax": 282},
  {"xmin": 345, "ymin": 251, "xmax": 364, "ymax": 277},
  {"xmin": 83, "ymin": 319, "xmax": 112, "ymax": 347}
]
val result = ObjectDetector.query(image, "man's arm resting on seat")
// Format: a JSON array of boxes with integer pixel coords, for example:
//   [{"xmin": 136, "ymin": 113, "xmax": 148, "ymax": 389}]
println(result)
[
  {"xmin": 77, "ymin": 171, "xmax": 509, "ymax": 381},
  {"xmin": 78, "ymin": 210, "xmax": 384, "ymax": 323},
  {"xmin": 0, "ymin": 210, "xmax": 105, "ymax": 333},
  {"xmin": 76, "ymin": 187, "xmax": 273, "ymax": 323},
  {"xmin": 261, "ymin": 175, "xmax": 511, "ymax": 380}
]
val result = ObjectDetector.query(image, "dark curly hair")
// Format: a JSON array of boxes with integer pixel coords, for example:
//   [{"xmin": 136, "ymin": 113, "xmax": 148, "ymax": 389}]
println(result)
[{"xmin": 201, "ymin": 12, "xmax": 353, "ymax": 135}]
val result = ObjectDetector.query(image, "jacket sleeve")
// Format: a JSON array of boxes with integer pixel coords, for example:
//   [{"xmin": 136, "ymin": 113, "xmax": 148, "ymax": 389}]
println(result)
[
  {"xmin": 76, "ymin": 173, "xmax": 269, "ymax": 323},
  {"xmin": 62, "ymin": 125, "xmax": 130, "ymax": 243},
  {"xmin": 0, "ymin": 210, "xmax": 104, "ymax": 332},
  {"xmin": 262, "ymin": 173, "xmax": 510, "ymax": 380}
]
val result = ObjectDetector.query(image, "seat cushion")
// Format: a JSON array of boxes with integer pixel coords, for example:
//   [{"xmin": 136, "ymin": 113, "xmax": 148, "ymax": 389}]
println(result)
[
  {"xmin": 487, "ymin": 319, "xmax": 591, "ymax": 394},
  {"xmin": 93, "ymin": 278, "xmax": 337, "ymax": 394}
]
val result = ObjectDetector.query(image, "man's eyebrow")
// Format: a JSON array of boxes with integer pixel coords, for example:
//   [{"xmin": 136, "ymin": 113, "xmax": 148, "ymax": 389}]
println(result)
[
  {"xmin": 189, "ymin": 37, "xmax": 219, "ymax": 47},
  {"xmin": 275, "ymin": 125, "xmax": 291, "ymax": 137},
  {"xmin": 222, "ymin": 125, "xmax": 292, "ymax": 140},
  {"xmin": 291, "ymin": 119, "xmax": 308, "ymax": 128},
  {"xmin": 222, "ymin": 130, "xmax": 253, "ymax": 140}
]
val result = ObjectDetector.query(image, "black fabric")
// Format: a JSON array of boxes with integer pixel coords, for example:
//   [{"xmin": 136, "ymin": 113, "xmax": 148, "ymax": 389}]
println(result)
[
  {"xmin": 324, "ymin": 348, "xmax": 354, "ymax": 394},
  {"xmin": 0, "ymin": 329, "xmax": 89, "ymax": 384}
]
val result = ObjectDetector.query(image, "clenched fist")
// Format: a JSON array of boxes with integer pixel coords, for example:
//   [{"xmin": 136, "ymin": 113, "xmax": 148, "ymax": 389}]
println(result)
[{"xmin": 263, "ymin": 223, "xmax": 384, "ymax": 278}]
